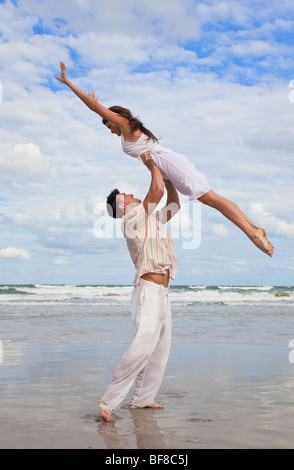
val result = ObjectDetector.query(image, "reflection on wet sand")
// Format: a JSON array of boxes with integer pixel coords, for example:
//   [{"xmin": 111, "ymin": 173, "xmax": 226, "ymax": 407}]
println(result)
[
  {"xmin": 97, "ymin": 407, "xmax": 166, "ymax": 449},
  {"xmin": 2, "ymin": 342, "xmax": 294, "ymax": 449}
]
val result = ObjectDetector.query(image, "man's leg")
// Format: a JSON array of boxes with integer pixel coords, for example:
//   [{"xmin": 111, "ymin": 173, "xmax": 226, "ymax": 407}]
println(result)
[
  {"xmin": 130, "ymin": 288, "xmax": 171, "ymax": 408},
  {"xmin": 99, "ymin": 282, "xmax": 167, "ymax": 420}
]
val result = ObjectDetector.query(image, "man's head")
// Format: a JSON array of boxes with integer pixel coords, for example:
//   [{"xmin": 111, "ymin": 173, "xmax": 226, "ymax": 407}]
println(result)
[{"xmin": 106, "ymin": 189, "xmax": 141, "ymax": 219}]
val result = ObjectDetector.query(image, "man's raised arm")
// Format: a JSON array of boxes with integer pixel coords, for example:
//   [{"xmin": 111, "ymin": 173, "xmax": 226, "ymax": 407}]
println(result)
[
  {"xmin": 140, "ymin": 153, "xmax": 164, "ymax": 216},
  {"xmin": 157, "ymin": 179, "xmax": 181, "ymax": 224}
]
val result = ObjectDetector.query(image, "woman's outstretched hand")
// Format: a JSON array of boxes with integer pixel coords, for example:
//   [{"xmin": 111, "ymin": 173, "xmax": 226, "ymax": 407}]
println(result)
[
  {"xmin": 88, "ymin": 90, "xmax": 99, "ymax": 102},
  {"xmin": 55, "ymin": 61, "xmax": 69, "ymax": 85}
]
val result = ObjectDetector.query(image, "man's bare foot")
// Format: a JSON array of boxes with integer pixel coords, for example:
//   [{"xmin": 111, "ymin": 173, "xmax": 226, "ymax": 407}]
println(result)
[
  {"xmin": 100, "ymin": 407, "xmax": 112, "ymax": 422},
  {"xmin": 130, "ymin": 401, "xmax": 164, "ymax": 409},
  {"xmin": 145, "ymin": 402, "xmax": 164, "ymax": 409},
  {"xmin": 251, "ymin": 228, "xmax": 274, "ymax": 257}
]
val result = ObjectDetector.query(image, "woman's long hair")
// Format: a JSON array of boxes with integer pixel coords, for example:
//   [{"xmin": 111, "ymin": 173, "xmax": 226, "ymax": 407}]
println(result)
[{"xmin": 102, "ymin": 106, "xmax": 158, "ymax": 142}]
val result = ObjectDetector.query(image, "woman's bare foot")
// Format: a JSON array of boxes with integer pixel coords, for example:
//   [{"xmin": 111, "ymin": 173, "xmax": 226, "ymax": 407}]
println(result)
[
  {"xmin": 198, "ymin": 191, "xmax": 275, "ymax": 257},
  {"xmin": 100, "ymin": 407, "xmax": 112, "ymax": 422},
  {"xmin": 251, "ymin": 228, "xmax": 274, "ymax": 257}
]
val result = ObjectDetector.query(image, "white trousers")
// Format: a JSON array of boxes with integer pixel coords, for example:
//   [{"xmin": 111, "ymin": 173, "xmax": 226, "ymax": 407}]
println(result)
[{"xmin": 99, "ymin": 279, "xmax": 172, "ymax": 415}]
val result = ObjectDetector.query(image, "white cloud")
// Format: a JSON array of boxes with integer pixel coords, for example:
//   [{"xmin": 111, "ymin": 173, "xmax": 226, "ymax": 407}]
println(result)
[
  {"xmin": 195, "ymin": 1, "xmax": 251, "ymax": 25},
  {"xmin": 232, "ymin": 40, "xmax": 276, "ymax": 57},
  {"xmin": 249, "ymin": 203, "xmax": 294, "ymax": 239},
  {"xmin": 0, "ymin": 247, "xmax": 30, "ymax": 259},
  {"xmin": 67, "ymin": 33, "xmax": 149, "ymax": 66},
  {"xmin": 212, "ymin": 224, "xmax": 230, "ymax": 238},
  {"xmin": 0, "ymin": 142, "xmax": 55, "ymax": 180},
  {"xmin": 54, "ymin": 256, "xmax": 70, "ymax": 265},
  {"xmin": 0, "ymin": 1, "xmax": 36, "ymax": 40}
]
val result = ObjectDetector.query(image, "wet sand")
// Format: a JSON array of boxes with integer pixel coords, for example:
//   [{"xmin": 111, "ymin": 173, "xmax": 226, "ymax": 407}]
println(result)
[{"xmin": 1, "ymin": 341, "xmax": 294, "ymax": 449}]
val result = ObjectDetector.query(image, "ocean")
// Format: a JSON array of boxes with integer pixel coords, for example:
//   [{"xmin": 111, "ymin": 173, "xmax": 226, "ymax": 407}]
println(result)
[{"xmin": 1, "ymin": 284, "xmax": 294, "ymax": 346}]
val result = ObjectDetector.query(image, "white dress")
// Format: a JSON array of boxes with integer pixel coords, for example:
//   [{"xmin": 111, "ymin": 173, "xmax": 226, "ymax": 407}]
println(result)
[{"xmin": 121, "ymin": 133, "xmax": 211, "ymax": 200}]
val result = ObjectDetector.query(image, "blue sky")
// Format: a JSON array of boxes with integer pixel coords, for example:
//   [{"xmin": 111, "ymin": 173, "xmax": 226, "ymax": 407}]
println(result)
[{"xmin": 0, "ymin": 0, "xmax": 294, "ymax": 286}]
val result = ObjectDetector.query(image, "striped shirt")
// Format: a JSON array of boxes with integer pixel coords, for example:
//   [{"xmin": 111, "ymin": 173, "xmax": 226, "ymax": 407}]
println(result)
[{"xmin": 121, "ymin": 203, "xmax": 178, "ymax": 286}]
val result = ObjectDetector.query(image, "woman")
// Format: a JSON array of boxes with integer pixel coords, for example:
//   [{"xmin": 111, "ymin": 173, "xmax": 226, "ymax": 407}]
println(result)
[{"xmin": 55, "ymin": 62, "xmax": 274, "ymax": 257}]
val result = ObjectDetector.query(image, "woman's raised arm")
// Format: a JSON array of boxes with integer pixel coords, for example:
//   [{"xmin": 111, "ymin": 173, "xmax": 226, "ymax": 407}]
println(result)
[{"xmin": 55, "ymin": 62, "xmax": 127, "ymax": 126}]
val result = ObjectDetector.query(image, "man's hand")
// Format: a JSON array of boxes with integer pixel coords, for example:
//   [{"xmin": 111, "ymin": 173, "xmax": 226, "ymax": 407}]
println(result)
[
  {"xmin": 140, "ymin": 152, "xmax": 157, "ymax": 171},
  {"xmin": 55, "ymin": 61, "xmax": 69, "ymax": 85},
  {"xmin": 141, "ymin": 153, "xmax": 164, "ymax": 215}
]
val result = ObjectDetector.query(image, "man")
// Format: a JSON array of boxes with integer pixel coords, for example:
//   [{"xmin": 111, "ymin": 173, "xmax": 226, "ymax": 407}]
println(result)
[{"xmin": 99, "ymin": 153, "xmax": 180, "ymax": 421}]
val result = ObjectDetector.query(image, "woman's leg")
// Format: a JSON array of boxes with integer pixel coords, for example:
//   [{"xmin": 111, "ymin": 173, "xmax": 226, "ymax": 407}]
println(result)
[{"xmin": 198, "ymin": 190, "xmax": 274, "ymax": 256}]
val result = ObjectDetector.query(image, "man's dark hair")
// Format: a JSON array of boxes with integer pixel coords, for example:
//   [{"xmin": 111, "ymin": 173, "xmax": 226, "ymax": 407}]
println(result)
[{"xmin": 106, "ymin": 188, "xmax": 122, "ymax": 219}]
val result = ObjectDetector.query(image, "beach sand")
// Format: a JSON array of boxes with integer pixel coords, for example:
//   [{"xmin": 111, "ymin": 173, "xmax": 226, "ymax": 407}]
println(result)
[{"xmin": 1, "ymin": 341, "xmax": 294, "ymax": 449}]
